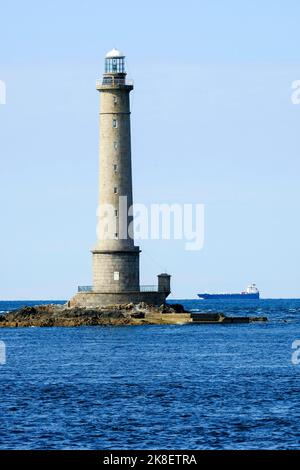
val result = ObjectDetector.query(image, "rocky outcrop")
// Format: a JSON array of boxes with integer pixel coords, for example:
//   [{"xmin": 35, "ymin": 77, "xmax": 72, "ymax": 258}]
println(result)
[
  {"xmin": 190, "ymin": 312, "xmax": 268, "ymax": 323},
  {"xmin": 0, "ymin": 303, "xmax": 267, "ymax": 328},
  {"xmin": 0, "ymin": 303, "xmax": 187, "ymax": 327}
]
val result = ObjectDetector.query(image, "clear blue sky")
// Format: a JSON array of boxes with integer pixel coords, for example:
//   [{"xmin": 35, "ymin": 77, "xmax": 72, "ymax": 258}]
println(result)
[{"xmin": 0, "ymin": 0, "xmax": 300, "ymax": 299}]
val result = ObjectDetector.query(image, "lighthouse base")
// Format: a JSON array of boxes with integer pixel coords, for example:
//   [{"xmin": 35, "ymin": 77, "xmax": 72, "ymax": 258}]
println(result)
[
  {"xmin": 92, "ymin": 248, "xmax": 141, "ymax": 293},
  {"xmin": 69, "ymin": 291, "xmax": 169, "ymax": 308}
]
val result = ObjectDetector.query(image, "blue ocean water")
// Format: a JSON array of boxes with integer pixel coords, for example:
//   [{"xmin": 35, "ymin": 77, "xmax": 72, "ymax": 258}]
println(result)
[{"xmin": 0, "ymin": 299, "xmax": 299, "ymax": 450}]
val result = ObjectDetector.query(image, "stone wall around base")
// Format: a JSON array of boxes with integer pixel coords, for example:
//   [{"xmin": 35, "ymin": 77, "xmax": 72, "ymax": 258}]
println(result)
[{"xmin": 69, "ymin": 291, "xmax": 168, "ymax": 308}]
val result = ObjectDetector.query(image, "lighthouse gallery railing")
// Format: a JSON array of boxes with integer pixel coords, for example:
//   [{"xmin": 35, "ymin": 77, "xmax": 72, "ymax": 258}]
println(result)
[{"xmin": 78, "ymin": 285, "xmax": 158, "ymax": 293}]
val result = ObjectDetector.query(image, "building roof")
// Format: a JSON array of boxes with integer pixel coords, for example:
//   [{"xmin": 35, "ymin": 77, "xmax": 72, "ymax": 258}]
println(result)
[{"xmin": 105, "ymin": 48, "xmax": 124, "ymax": 58}]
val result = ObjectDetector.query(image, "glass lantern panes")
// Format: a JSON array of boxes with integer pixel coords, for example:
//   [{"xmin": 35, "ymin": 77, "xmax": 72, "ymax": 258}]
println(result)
[{"xmin": 105, "ymin": 57, "xmax": 125, "ymax": 74}]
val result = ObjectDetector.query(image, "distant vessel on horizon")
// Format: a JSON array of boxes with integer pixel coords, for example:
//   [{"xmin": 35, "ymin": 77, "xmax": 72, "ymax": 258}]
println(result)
[{"xmin": 198, "ymin": 283, "xmax": 260, "ymax": 300}]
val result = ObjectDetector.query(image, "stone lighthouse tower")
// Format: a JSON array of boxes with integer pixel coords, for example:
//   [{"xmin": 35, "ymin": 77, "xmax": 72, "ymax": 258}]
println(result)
[
  {"xmin": 70, "ymin": 48, "xmax": 171, "ymax": 307},
  {"xmin": 93, "ymin": 48, "xmax": 140, "ymax": 294}
]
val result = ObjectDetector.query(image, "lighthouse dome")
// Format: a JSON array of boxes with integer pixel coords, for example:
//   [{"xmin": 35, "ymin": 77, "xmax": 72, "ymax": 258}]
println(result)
[{"xmin": 106, "ymin": 48, "xmax": 124, "ymax": 58}]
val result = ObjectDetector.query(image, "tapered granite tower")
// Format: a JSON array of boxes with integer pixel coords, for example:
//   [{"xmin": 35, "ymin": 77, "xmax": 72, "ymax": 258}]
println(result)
[
  {"xmin": 93, "ymin": 48, "xmax": 140, "ymax": 293},
  {"xmin": 70, "ymin": 49, "xmax": 171, "ymax": 307}
]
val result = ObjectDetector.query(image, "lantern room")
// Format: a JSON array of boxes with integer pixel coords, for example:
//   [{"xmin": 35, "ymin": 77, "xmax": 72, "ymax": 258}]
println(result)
[{"xmin": 105, "ymin": 48, "xmax": 125, "ymax": 74}]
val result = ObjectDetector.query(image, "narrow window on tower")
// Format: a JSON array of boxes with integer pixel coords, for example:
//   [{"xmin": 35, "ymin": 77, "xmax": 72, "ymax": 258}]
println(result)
[
  {"xmin": 115, "ymin": 210, "xmax": 118, "ymax": 217},
  {"xmin": 114, "ymin": 233, "xmax": 118, "ymax": 239},
  {"xmin": 114, "ymin": 141, "xmax": 118, "ymax": 150},
  {"xmin": 113, "ymin": 164, "xmax": 118, "ymax": 172},
  {"xmin": 114, "ymin": 187, "xmax": 118, "ymax": 194},
  {"xmin": 112, "ymin": 119, "xmax": 118, "ymax": 128},
  {"xmin": 113, "ymin": 271, "xmax": 119, "ymax": 281},
  {"xmin": 113, "ymin": 96, "xmax": 118, "ymax": 105}
]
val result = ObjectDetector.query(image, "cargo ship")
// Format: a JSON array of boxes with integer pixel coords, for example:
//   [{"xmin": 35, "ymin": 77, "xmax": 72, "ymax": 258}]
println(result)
[{"xmin": 197, "ymin": 283, "xmax": 260, "ymax": 300}]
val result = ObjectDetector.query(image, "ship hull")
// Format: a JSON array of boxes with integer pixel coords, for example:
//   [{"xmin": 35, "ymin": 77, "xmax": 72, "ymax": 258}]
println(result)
[{"xmin": 197, "ymin": 293, "xmax": 260, "ymax": 300}]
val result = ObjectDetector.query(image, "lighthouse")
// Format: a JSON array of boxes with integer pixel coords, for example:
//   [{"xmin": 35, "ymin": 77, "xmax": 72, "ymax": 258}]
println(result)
[
  {"xmin": 93, "ymin": 47, "xmax": 140, "ymax": 294},
  {"xmin": 70, "ymin": 49, "xmax": 171, "ymax": 307}
]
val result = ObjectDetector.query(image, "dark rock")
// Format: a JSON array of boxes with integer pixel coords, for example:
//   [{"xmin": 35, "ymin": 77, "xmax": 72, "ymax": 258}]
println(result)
[
  {"xmin": 191, "ymin": 312, "xmax": 224, "ymax": 322},
  {"xmin": 158, "ymin": 303, "xmax": 186, "ymax": 313},
  {"xmin": 100, "ymin": 311, "xmax": 126, "ymax": 320},
  {"xmin": 168, "ymin": 303, "xmax": 186, "ymax": 313},
  {"xmin": 131, "ymin": 312, "xmax": 145, "ymax": 319}
]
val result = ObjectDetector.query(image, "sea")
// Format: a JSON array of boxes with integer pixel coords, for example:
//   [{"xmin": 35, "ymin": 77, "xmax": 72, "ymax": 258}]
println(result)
[{"xmin": 0, "ymin": 298, "xmax": 299, "ymax": 450}]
